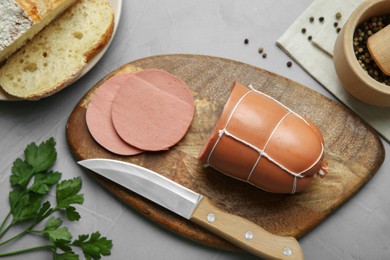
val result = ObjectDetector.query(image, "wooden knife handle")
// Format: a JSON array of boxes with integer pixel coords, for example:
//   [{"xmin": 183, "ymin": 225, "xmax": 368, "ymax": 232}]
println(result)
[{"xmin": 190, "ymin": 197, "xmax": 304, "ymax": 260}]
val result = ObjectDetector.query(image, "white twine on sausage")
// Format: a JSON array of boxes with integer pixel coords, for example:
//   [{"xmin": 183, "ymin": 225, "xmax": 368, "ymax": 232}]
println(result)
[
  {"xmin": 206, "ymin": 84, "xmax": 325, "ymax": 194},
  {"xmin": 246, "ymin": 111, "xmax": 292, "ymax": 182}
]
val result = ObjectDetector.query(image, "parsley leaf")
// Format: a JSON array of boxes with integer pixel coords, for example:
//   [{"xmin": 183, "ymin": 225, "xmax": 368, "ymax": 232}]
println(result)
[
  {"xmin": 56, "ymin": 177, "xmax": 84, "ymax": 209},
  {"xmin": 42, "ymin": 219, "xmax": 74, "ymax": 253},
  {"xmin": 9, "ymin": 188, "xmax": 24, "ymax": 212},
  {"xmin": 29, "ymin": 171, "xmax": 62, "ymax": 195},
  {"xmin": 65, "ymin": 206, "xmax": 81, "ymax": 221},
  {"xmin": 53, "ymin": 251, "xmax": 79, "ymax": 260},
  {"xmin": 9, "ymin": 190, "xmax": 43, "ymax": 224},
  {"xmin": 44, "ymin": 217, "xmax": 63, "ymax": 231},
  {"xmin": 24, "ymin": 137, "xmax": 57, "ymax": 173},
  {"xmin": 73, "ymin": 232, "xmax": 113, "ymax": 260},
  {"xmin": 35, "ymin": 201, "xmax": 53, "ymax": 222},
  {"xmin": 43, "ymin": 224, "xmax": 72, "ymax": 243},
  {"xmin": 10, "ymin": 158, "xmax": 34, "ymax": 188},
  {"xmin": 55, "ymin": 240, "xmax": 74, "ymax": 255}
]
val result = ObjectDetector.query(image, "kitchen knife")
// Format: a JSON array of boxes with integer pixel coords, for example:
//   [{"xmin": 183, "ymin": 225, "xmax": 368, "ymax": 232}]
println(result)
[{"xmin": 78, "ymin": 158, "xmax": 303, "ymax": 260}]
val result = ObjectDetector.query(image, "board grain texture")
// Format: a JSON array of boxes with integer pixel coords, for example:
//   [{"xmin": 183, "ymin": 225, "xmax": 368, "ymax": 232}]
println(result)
[{"xmin": 66, "ymin": 55, "xmax": 385, "ymax": 252}]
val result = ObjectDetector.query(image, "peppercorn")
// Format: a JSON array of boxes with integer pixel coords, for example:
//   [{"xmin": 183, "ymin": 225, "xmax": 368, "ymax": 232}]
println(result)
[
  {"xmin": 287, "ymin": 61, "xmax": 292, "ymax": 67},
  {"xmin": 319, "ymin": 17, "xmax": 324, "ymax": 22},
  {"xmin": 334, "ymin": 22, "xmax": 338, "ymax": 28},
  {"xmin": 244, "ymin": 39, "xmax": 249, "ymax": 44},
  {"xmin": 308, "ymin": 35, "xmax": 312, "ymax": 41},
  {"xmin": 336, "ymin": 12, "xmax": 342, "ymax": 20},
  {"xmin": 301, "ymin": 28, "xmax": 306, "ymax": 34},
  {"xmin": 310, "ymin": 16, "xmax": 314, "ymax": 22},
  {"xmin": 262, "ymin": 53, "xmax": 267, "ymax": 58},
  {"xmin": 258, "ymin": 47, "xmax": 264, "ymax": 54},
  {"xmin": 336, "ymin": 27, "xmax": 341, "ymax": 33},
  {"xmin": 353, "ymin": 14, "xmax": 390, "ymax": 86}
]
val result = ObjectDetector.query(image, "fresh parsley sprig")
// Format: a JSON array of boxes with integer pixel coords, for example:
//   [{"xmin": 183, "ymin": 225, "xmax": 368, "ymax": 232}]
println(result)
[{"xmin": 0, "ymin": 138, "xmax": 113, "ymax": 259}]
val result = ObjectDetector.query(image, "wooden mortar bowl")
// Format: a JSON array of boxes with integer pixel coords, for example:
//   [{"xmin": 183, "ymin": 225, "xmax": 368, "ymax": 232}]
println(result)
[{"xmin": 333, "ymin": 0, "xmax": 390, "ymax": 107}]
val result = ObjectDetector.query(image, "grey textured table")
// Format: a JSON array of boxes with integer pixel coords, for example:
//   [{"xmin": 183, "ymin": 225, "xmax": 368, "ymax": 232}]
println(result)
[{"xmin": 0, "ymin": 0, "xmax": 389, "ymax": 259}]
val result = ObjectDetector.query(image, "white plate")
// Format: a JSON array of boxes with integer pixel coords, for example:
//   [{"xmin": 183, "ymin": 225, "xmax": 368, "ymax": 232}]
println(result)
[{"xmin": 0, "ymin": 0, "xmax": 123, "ymax": 101}]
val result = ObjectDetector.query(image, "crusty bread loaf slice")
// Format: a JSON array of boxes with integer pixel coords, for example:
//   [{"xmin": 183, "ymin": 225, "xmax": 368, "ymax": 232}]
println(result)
[
  {"xmin": 0, "ymin": 0, "xmax": 78, "ymax": 63},
  {"xmin": 0, "ymin": 0, "xmax": 114, "ymax": 100}
]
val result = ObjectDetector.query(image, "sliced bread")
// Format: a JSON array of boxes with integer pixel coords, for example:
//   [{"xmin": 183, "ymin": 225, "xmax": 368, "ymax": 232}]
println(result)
[
  {"xmin": 0, "ymin": 0, "xmax": 114, "ymax": 100},
  {"xmin": 0, "ymin": 0, "xmax": 78, "ymax": 63}
]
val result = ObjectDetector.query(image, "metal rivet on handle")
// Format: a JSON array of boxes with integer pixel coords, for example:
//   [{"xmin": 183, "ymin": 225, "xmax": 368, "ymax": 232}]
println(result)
[
  {"xmin": 245, "ymin": 231, "xmax": 254, "ymax": 240},
  {"xmin": 283, "ymin": 247, "xmax": 292, "ymax": 256},
  {"xmin": 207, "ymin": 213, "xmax": 215, "ymax": 223}
]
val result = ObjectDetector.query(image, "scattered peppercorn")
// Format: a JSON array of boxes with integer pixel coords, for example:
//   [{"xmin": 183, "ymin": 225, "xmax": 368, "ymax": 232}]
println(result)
[
  {"xmin": 287, "ymin": 61, "xmax": 292, "ymax": 67},
  {"xmin": 310, "ymin": 16, "xmax": 314, "ymax": 23},
  {"xmin": 319, "ymin": 17, "xmax": 324, "ymax": 22},
  {"xmin": 244, "ymin": 38, "xmax": 249, "ymax": 44},
  {"xmin": 334, "ymin": 22, "xmax": 338, "ymax": 28},
  {"xmin": 301, "ymin": 28, "xmax": 306, "ymax": 34},
  {"xmin": 353, "ymin": 14, "xmax": 390, "ymax": 86},
  {"xmin": 336, "ymin": 27, "xmax": 341, "ymax": 33},
  {"xmin": 258, "ymin": 47, "xmax": 264, "ymax": 54},
  {"xmin": 336, "ymin": 12, "xmax": 342, "ymax": 20},
  {"xmin": 262, "ymin": 53, "xmax": 267, "ymax": 58},
  {"xmin": 308, "ymin": 35, "xmax": 312, "ymax": 41}
]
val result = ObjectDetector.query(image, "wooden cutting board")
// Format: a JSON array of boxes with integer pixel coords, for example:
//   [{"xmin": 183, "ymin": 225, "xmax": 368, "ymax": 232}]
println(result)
[{"xmin": 66, "ymin": 54, "xmax": 385, "ymax": 252}]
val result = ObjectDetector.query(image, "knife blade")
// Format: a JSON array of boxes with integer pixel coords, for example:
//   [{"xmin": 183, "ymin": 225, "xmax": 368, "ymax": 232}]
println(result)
[{"xmin": 78, "ymin": 158, "xmax": 303, "ymax": 260}]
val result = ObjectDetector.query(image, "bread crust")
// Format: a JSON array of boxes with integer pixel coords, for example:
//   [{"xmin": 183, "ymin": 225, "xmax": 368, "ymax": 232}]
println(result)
[
  {"xmin": 15, "ymin": 0, "xmax": 76, "ymax": 21},
  {"xmin": 84, "ymin": 12, "xmax": 114, "ymax": 62}
]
